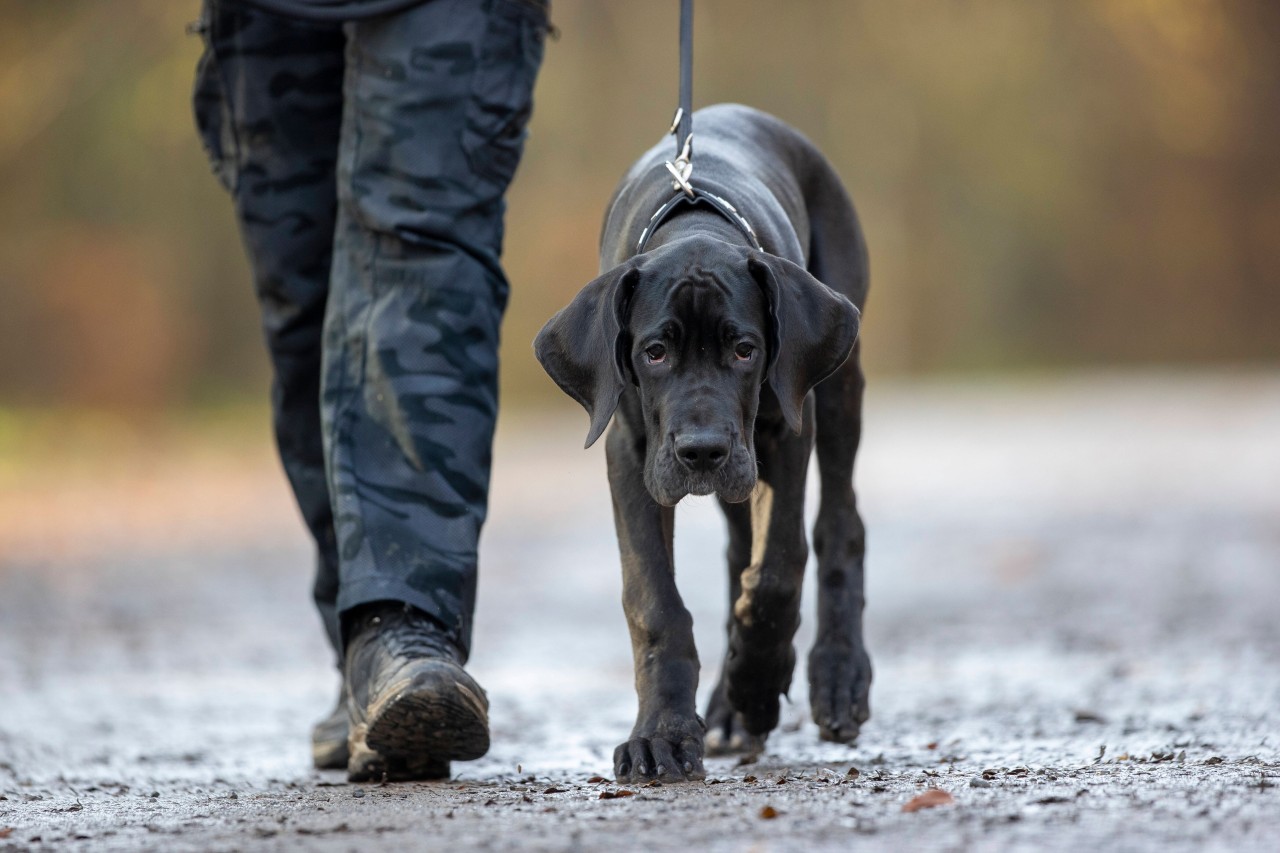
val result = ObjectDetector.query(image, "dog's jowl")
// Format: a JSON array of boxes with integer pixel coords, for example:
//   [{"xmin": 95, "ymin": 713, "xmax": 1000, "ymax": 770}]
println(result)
[{"xmin": 536, "ymin": 105, "xmax": 871, "ymax": 783}]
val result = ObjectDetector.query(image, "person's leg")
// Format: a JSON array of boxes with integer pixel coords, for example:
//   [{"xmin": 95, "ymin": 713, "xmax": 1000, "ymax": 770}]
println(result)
[
  {"xmin": 192, "ymin": 0, "xmax": 348, "ymax": 764},
  {"xmin": 324, "ymin": 0, "xmax": 547, "ymax": 779},
  {"xmin": 324, "ymin": 0, "xmax": 547, "ymax": 655}
]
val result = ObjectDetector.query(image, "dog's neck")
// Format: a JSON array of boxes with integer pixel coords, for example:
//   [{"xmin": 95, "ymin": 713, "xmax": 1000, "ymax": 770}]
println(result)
[{"xmin": 644, "ymin": 207, "xmax": 754, "ymax": 253}]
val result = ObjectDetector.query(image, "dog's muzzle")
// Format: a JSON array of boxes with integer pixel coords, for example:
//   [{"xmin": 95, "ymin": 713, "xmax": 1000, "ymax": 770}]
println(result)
[{"xmin": 647, "ymin": 432, "xmax": 756, "ymax": 506}]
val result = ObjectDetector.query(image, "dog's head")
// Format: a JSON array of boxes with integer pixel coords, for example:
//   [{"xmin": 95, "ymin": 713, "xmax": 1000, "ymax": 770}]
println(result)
[{"xmin": 535, "ymin": 234, "xmax": 859, "ymax": 506}]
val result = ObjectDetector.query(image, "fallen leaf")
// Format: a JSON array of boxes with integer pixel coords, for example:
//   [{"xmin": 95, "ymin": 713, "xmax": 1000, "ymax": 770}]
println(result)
[
  {"xmin": 743, "ymin": 775, "xmax": 758, "ymax": 783},
  {"xmin": 542, "ymin": 786, "xmax": 566, "ymax": 794},
  {"xmin": 846, "ymin": 767, "xmax": 860, "ymax": 778},
  {"xmin": 926, "ymin": 742, "xmax": 938, "ymax": 750},
  {"xmin": 1074, "ymin": 709, "xmax": 1107, "ymax": 724},
  {"xmin": 759, "ymin": 806, "xmax": 779, "ymax": 819},
  {"xmin": 0, "ymin": 828, "xmax": 13, "ymax": 839},
  {"xmin": 586, "ymin": 776, "xmax": 607, "ymax": 784},
  {"xmin": 598, "ymin": 789, "xmax": 636, "ymax": 800},
  {"xmin": 902, "ymin": 789, "xmax": 955, "ymax": 813}
]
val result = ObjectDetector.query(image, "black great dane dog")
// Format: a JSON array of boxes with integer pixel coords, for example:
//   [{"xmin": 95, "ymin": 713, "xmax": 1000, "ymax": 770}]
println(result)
[{"xmin": 535, "ymin": 104, "xmax": 870, "ymax": 783}]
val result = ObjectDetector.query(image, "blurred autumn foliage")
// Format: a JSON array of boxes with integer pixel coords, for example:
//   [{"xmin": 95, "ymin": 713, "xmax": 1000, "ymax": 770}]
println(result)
[{"xmin": 1, "ymin": 0, "xmax": 1277, "ymax": 410}]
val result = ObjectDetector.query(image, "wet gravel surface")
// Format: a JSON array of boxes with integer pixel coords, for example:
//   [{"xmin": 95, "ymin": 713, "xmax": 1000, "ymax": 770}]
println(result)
[{"xmin": 2, "ymin": 373, "xmax": 1278, "ymax": 851}]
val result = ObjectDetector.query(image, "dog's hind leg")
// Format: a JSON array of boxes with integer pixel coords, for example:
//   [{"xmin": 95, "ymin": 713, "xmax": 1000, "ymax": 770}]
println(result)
[
  {"xmin": 704, "ymin": 499, "xmax": 765, "ymax": 755},
  {"xmin": 804, "ymin": 166, "xmax": 873, "ymax": 742},
  {"xmin": 808, "ymin": 342, "xmax": 872, "ymax": 743}
]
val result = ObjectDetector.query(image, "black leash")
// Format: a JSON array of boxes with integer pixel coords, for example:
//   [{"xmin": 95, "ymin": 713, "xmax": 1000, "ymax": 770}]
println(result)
[
  {"xmin": 637, "ymin": 0, "xmax": 761, "ymax": 254},
  {"xmin": 676, "ymin": 0, "xmax": 693, "ymax": 162},
  {"xmin": 663, "ymin": 0, "xmax": 695, "ymax": 199}
]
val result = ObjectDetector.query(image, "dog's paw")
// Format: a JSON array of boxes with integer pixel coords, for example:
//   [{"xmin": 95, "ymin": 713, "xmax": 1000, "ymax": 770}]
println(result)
[
  {"xmin": 704, "ymin": 679, "xmax": 766, "ymax": 756},
  {"xmin": 725, "ymin": 631, "xmax": 795, "ymax": 736},
  {"xmin": 807, "ymin": 639, "xmax": 872, "ymax": 744},
  {"xmin": 704, "ymin": 714, "xmax": 765, "ymax": 756},
  {"xmin": 613, "ymin": 727, "xmax": 706, "ymax": 783}
]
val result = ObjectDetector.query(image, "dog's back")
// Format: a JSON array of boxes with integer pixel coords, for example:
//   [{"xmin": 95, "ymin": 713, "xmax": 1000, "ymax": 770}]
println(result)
[{"xmin": 600, "ymin": 104, "xmax": 868, "ymax": 317}]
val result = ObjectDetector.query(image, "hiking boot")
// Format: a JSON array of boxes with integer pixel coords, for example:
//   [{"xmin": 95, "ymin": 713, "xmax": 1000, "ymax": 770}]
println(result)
[
  {"xmin": 311, "ymin": 686, "xmax": 350, "ymax": 770},
  {"xmin": 344, "ymin": 603, "xmax": 490, "ymax": 782}
]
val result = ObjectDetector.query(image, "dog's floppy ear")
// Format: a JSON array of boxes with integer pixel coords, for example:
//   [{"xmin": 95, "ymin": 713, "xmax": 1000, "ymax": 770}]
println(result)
[
  {"xmin": 534, "ymin": 262, "xmax": 640, "ymax": 448},
  {"xmin": 748, "ymin": 252, "xmax": 860, "ymax": 434}
]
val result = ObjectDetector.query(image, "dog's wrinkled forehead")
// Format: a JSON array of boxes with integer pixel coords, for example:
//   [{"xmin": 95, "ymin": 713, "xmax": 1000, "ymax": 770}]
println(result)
[{"xmin": 629, "ymin": 239, "xmax": 764, "ymax": 330}]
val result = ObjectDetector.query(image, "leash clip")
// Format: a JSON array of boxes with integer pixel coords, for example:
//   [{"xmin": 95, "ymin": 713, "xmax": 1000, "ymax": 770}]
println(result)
[{"xmin": 664, "ymin": 134, "xmax": 695, "ymax": 199}]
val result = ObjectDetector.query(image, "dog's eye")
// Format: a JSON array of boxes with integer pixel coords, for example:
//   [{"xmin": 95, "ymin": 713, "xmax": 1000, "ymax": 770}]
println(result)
[
  {"xmin": 734, "ymin": 342, "xmax": 755, "ymax": 361},
  {"xmin": 645, "ymin": 344, "xmax": 667, "ymax": 364}
]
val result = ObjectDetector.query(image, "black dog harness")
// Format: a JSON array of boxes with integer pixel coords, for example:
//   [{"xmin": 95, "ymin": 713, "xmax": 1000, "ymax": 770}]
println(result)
[{"xmin": 635, "ymin": 0, "xmax": 761, "ymax": 255}]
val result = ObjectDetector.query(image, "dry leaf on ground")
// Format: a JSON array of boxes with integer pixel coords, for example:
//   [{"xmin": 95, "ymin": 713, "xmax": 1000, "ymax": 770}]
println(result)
[
  {"xmin": 902, "ymin": 789, "xmax": 955, "ymax": 812},
  {"xmin": 599, "ymin": 789, "xmax": 636, "ymax": 800}
]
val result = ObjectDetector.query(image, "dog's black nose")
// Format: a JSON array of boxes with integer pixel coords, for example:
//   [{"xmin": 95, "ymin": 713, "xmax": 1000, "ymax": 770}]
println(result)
[{"xmin": 674, "ymin": 432, "xmax": 729, "ymax": 474}]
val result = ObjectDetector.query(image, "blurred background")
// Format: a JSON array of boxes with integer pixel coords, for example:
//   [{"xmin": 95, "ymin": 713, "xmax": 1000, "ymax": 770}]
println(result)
[{"xmin": 1, "ymin": 0, "xmax": 1277, "ymax": 417}]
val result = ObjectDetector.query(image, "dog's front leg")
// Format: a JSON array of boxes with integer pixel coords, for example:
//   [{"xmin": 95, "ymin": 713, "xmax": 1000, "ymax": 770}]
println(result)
[
  {"xmin": 724, "ymin": 414, "xmax": 815, "ymax": 738},
  {"xmin": 606, "ymin": 425, "xmax": 706, "ymax": 783}
]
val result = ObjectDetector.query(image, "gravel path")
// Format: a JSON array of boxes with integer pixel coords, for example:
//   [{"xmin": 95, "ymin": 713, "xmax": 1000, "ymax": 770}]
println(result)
[{"xmin": 2, "ymin": 372, "xmax": 1278, "ymax": 851}]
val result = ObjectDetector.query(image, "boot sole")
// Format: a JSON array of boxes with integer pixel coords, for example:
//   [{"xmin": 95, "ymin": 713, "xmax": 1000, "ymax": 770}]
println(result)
[{"xmin": 348, "ymin": 663, "xmax": 490, "ymax": 782}]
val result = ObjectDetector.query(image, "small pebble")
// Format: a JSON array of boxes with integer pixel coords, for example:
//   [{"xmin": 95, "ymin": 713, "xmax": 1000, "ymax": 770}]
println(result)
[
  {"xmin": 352, "ymin": 788, "xmax": 366, "ymax": 798},
  {"xmin": 970, "ymin": 776, "xmax": 992, "ymax": 788}
]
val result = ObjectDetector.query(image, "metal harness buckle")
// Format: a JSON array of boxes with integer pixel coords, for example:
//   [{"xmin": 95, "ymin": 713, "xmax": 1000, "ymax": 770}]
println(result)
[{"xmin": 664, "ymin": 134, "xmax": 695, "ymax": 199}]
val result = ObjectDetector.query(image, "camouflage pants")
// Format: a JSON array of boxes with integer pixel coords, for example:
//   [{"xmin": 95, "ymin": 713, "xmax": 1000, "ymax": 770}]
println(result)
[{"xmin": 192, "ymin": 0, "xmax": 547, "ymax": 660}]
